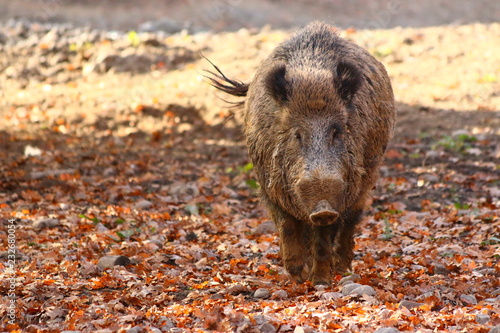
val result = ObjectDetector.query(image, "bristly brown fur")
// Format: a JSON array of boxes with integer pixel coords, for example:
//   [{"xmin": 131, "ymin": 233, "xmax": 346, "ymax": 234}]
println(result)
[{"xmin": 202, "ymin": 55, "xmax": 249, "ymax": 107}]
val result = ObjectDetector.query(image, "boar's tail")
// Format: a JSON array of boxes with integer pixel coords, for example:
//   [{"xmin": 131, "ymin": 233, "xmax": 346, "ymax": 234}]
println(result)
[{"xmin": 203, "ymin": 55, "xmax": 248, "ymax": 107}]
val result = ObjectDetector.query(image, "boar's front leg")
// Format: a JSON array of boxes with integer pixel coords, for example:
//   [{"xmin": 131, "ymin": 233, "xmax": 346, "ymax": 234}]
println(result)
[
  {"xmin": 268, "ymin": 202, "xmax": 309, "ymax": 282},
  {"xmin": 309, "ymin": 225, "xmax": 334, "ymax": 285},
  {"xmin": 332, "ymin": 209, "xmax": 363, "ymax": 274}
]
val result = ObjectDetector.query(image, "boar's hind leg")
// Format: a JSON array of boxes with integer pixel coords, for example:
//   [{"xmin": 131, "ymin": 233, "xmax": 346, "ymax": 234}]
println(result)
[
  {"xmin": 310, "ymin": 225, "xmax": 334, "ymax": 285},
  {"xmin": 332, "ymin": 209, "xmax": 363, "ymax": 274},
  {"xmin": 269, "ymin": 204, "xmax": 309, "ymax": 283}
]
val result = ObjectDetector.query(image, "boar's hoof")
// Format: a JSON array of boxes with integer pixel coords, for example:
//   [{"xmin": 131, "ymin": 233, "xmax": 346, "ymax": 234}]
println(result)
[
  {"xmin": 309, "ymin": 200, "xmax": 339, "ymax": 225},
  {"xmin": 286, "ymin": 263, "xmax": 309, "ymax": 283}
]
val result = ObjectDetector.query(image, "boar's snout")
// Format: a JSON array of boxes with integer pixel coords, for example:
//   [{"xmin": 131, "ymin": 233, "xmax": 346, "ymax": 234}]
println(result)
[
  {"xmin": 295, "ymin": 173, "xmax": 345, "ymax": 225},
  {"xmin": 309, "ymin": 200, "xmax": 339, "ymax": 225}
]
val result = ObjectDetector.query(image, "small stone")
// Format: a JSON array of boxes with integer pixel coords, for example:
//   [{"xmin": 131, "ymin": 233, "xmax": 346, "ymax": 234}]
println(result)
[
  {"xmin": 271, "ymin": 289, "xmax": 288, "ymax": 299},
  {"xmin": 452, "ymin": 129, "xmax": 469, "ymax": 137},
  {"xmin": 184, "ymin": 204, "xmax": 199, "ymax": 216},
  {"xmin": 259, "ymin": 323, "xmax": 276, "ymax": 333},
  {"xmin": 399, "ymin": 300, "xmax": 424, "ymax": 309},
  {"xmin": 484, "ymin": 298, "xmax": 499, "ymax": 304},
  {"xmin": 126, "ymin": 326, "xmax": 143, "ymax": 333},
  {"xmin": 158, "ymin": 316, "xmax": 175, "ymax": 329},
  {"xmin": 134, "ymin": 199, "xmax": 153, "ymax": 210},
  {"xmin": 24, "ymin": 145, "xmax": 42, "ymax": 157},
  {"xmin": 103, "ymin": 167, "xmax": 116, "ymax": 176},
  {"xmin": 475, "ymin": 313, "xmax": 490, "ymax": 324},
  {"xmin": 425, "ymin": 150, "xmax": 441, "ymax": 158},
  {"xmin": 460, "ymin": 294, "xmax": 477, "ymax": 305},
  {"xmin": 4, "ymin": 66, "xmax": 20, "ymax": 78},
  {"xmin": 253, "ymin": 315, "xmax": 269, "ymax": 325},
  {"xmin": 374, "ymin": 328, "xmax": 401, "ymax": 333},
  {"xmin": 341, "ymin": 283, "xmax": 363, "ymax": 296},
  {"xmin": 475, "ymin": 268, "xmax": 496, "ymax": 276},
  {"xmin": 349, "ymin": 285, "xmax": 376, "ymax": 297},
  {"xmin": 314, "ymin": 284, "xmax": 327, "ymax": 292},
  {"xmin": 294, "ymin": 326, "xmax": 314, "ymax": 333},
  {"xmin": 320, "ymin": 292, "xmax": 342, "ymax": 301},
  {"xmin": 33, "ymin": 218, "xmax": 60, "ymax": 229},
  {"xmin": 254, "ymin": 288, "xmax": 271, "ymax": 299},
  {"xmin": 433, "ymin": 264, "xmax": 450, "ymax": 275},
  {"xmin": 210, "ymin": 293, "xmax": 224, "ymax": 300},
  {"xmin": 170, "ymin": 182, "xmax": 200, "ymax": 199},
  {"xmin": 138, "ymin": 18, "xmax": 183, "ymax": 34},
  {"xmin": 226, "ymin": 284, "xmax": 246, "ymax": 295},
  {"xmin": 0, "ymin": 31, "xmax": 7, "ymax": 44},
  {"xmin": 97, "ymin": 255, "xmax": 132, "ymax": 269},
  {"xmin": 95, "ymin": 223, "xmax": 109, "ymax": 233},
  {"xmin": 339, "ymin": 273, "xmax": 360, "ymax": 285},
  {"xmin": 254, "ymin": 220, "xmax": 276, "ymax": 235}
]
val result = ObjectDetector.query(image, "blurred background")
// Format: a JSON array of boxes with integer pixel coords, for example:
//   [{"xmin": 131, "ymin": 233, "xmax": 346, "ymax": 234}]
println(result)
[
  {"xmin": 0, "ymin": 0, "xmax": 498, "ymax": 135},
  {"xmin": 0, "ymin": 0, "xmax": 498, "ymax": 32}
]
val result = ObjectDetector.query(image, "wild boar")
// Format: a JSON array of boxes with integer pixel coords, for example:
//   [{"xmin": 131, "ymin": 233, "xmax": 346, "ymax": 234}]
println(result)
[{"xmin": 207, "ymin": 21, "xmax": 395, "ymax": 285}]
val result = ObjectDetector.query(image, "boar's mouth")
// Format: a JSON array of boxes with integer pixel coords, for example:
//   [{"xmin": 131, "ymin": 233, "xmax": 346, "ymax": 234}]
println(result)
[{"xmin": 309, "ymin": 200, "xmax": 339, "ymax": 226}]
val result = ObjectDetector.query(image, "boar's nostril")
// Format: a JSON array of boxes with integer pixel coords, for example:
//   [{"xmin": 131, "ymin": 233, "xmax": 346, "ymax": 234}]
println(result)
[{"xmin": 309, "ymin": 200, "xmax": 339, "ymax": 225}]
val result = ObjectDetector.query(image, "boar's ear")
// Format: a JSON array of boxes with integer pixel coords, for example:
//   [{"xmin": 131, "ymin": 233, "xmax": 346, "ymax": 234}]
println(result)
[
  {"xmin": 265, "ymin": 63, "xmax": 289, "ymax": 104},
  {"xmin": 335, "ymin": 61, "xmax": 362, "ymax": 103}
]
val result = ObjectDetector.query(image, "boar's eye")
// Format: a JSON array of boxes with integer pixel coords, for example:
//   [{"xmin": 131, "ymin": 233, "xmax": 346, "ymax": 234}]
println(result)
[
  {"xmin": 294, "ymin": 131, "xmax": 302, "ymax": 142},
  {"xmin": 329, "ymin": 126, "xmax": 341, "ymax": 144}
]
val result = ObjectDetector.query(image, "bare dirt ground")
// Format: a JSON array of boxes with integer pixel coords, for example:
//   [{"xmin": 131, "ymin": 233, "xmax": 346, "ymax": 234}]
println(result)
[{"xmin": 0, "ymin": 1, "xmax": 499, "ymax": 332}]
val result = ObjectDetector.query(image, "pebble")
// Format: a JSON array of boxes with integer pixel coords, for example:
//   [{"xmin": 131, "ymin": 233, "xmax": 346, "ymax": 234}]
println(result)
[
  {"xmin": 97, "ymin": 255, "xmax": 132, "ymax": 269},
  {"xmin": 294, "ymin": 326, "xmax": 314, "ymax": 333},
  {"xmin": 226, "ymin": 284, "xmax": 246, "ymax": 295},
  {"xmin": 134, "ymin": 199, "xmax": 153, "ymax": 210},
  {"xmin": 254, "ymin": 288, "xmax": 271, "ymax": 299},
  {"xmin": 314, "ymin": 284, "xmax": 327, "ymax": 292},
  {"xmin": 184, "ymin": 204, "xmax": 199, "ymax": 216},
  {"xmin": 374, "ymin": 328, "xmax": 401, "ymax": 333},
  {"xmin": 475, "ymin": 313, "xmax": 490, "ymax": 324},
  {"xmin": 0, "ymin": 31, "xmax": 7, "ymax": 44},
  {"xmin": 460, "ymin": 294, "xmax": 477, "ymax": 305},
  {"xmin": 341, "ymin": 283, "xmax": 363, "ymax": 296},
  {"xmin": 170, "ymin": 182, "xmax": 200, "ymax": 199},
  {"xmin": 452, "ymin": 129, "xmax": 470, "ymax": 137},
  {"xmin": 399, "ymin": 300, "xmax": 424, "ymax": 310},
  {"xmin": 271, "ymin": 289, "xmax": 288, "ymax": 299},
  {"xmin": 259, "ymin": 323, "xmax": 276, "ymax": 333},
  {"xmin": 33, "ymin": 218, "xmax": 60, "ymax": 229},
  {"xmin": 349, "ymin": 285, "xmax": 377, "ymax": 297},
  {"xmin": 433, "ymin": 264, "xmax": 450, "ymax": 275},
  {"xmin": 339, "ymin": 273, "xmax": 360, "ymax": 285},
  {"xmin": 137, "ymin": 18, "xmax": 183, "ymax": 34},
  {"xmin": 126, "ymin": 326, "xmax": 143, "ymax": 333},
  {"xmin": 320, "ymin": 292, "xmax": 342, "ymax": 301},
  {"xmin": 158, "ymin": 316, "xmax": 175, "ymax": 329},
  {"xmin": 210, "ymin": 293, "xmax": 224, "ymax": 300},
  {"xmin": 254, "ymin": 220, "xmax": 276, "ymax": 235}
]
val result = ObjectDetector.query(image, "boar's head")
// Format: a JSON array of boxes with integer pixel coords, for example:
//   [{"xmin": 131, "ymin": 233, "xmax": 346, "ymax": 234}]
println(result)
[{"xmin": 264, "ymin": 60, "xmax": 365, "ymax": 226}]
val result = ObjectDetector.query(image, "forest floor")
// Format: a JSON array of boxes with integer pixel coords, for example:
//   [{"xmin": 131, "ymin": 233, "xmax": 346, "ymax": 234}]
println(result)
[{"xmin": 0, "ymin": 1, "xmax": 499, "ymax": 332}]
